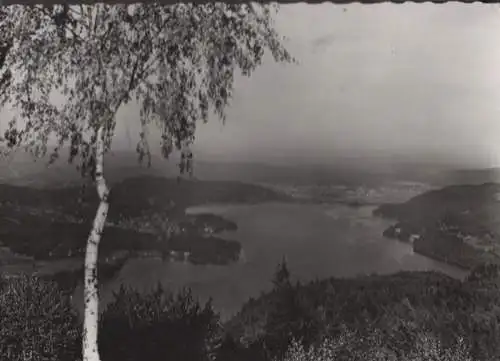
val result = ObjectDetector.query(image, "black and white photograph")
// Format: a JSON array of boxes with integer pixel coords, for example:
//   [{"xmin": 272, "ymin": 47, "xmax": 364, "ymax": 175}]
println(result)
[{"xmin": 0, "ymin": 2, "xmax": 500, "ymax": 361}]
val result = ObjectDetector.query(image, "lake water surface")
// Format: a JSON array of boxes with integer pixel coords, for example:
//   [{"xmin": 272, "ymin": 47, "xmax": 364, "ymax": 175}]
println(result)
[{"xmin": 73, "ymin": 202, "xmax": 468, "ymax": 320}]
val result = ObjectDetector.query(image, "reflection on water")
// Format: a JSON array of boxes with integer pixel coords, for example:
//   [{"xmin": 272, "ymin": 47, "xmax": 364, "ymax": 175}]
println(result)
[{"xmin": 73, "ymin": 202, "xmax": 468, "ymax": 321}]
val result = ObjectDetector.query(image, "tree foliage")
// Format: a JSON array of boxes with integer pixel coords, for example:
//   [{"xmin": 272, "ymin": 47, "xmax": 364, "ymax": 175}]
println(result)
[
  {"xmin": 0, "ymin": 3, "xmax": 293, "ymax": 175},
  {"xmin": 281, "ymin": 331, "xmax": 475, "ymax": 361},
  {"xmin": 0, "ymin": 274, "xmax": 81, "ymax": 361},
  {"xmin": 99, "ymin": 284, "xmax": 222, "ymax": 361},
  {"xmin": 264, "ymin": 259, "xmax": 326, "ymax": 360}
]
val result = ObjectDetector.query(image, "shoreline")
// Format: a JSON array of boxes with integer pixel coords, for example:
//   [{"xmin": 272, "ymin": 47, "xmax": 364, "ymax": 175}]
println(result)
[
  {"xmin": 1, "ymin": 192, "xmax": 472, "ymax": 297},
  {"xmin": 12, "ymin": 199, "xmax": 467, "ymax": 320},
  {"xmin": 377, "ymin": 220, "xmax": 495, "ymax": 273},
  {"xmin": 185, "ymin": 201, "xmax": 468, "ymax": 279},
  {"xmin": 412, "ymin": 246, "xmax": 472, "ymax": 272},
  {"xmin": 378, "ymin": 234, "xmax": 473, "ymax": 272}
]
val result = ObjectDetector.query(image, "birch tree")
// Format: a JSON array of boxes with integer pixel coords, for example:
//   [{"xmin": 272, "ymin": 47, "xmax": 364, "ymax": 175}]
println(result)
[{"xmin": 0, "ymin": 4, "xmax": 293, "ymax": 361}]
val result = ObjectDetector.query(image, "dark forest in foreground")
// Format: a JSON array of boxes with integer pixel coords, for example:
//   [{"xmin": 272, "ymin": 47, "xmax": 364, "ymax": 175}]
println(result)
[{"xmin": 3, "ymin": 260, "xmax": 500, "ymax": 361}]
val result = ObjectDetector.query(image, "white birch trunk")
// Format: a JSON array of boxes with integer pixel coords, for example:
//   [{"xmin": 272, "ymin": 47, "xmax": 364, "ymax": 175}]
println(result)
[{"xmin": 83, "ymin": 125, "xmax": 109, "ymax": 361}]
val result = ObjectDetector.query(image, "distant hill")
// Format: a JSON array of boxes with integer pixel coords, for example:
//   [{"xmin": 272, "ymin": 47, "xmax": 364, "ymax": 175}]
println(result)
[
  {"xmin": 2, "ymin": 149, "xmax": 497, "ymax": 188},
  {"xmin": 374, "ymin": 183, "xmax": 500, "ymax": 269},
  {"xmin": 435, "ymin": 168, "xmax": 500, "ymax": 186},
  {"xmin": 1, "ymin": 151, "xmax": 392, "ymax": 187},
  {"xmin": 0, "ymin": 176, "xmax": 291, "ymax": 264},
  {"xmin": 0, "ymin": 175, "xmax": 292, "ymax": 220},
  {"xmin": 0, "ymin": 150, "xmax": 177, "ymax": 188}
]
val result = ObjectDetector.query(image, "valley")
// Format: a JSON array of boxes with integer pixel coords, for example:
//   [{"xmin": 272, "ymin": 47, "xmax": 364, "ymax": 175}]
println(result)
[{"xmin": 0, "ymin": 165, "xmax": 498, "ymax": 323}]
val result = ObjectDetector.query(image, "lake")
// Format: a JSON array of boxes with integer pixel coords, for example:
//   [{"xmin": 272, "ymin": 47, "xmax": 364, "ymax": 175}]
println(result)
[{"xmin": 73, "ymin": 202, "xmax": 468, "ymax": 321}]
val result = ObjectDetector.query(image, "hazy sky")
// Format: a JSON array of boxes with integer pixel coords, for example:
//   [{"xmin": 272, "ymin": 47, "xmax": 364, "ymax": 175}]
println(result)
[
  {"xmin": 118, "ymin": 3, "xmax": 500, "ymax": 167},
  {"xmin": 5, "ymin": 3, "xmax": 500, "ymax": 167}
]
